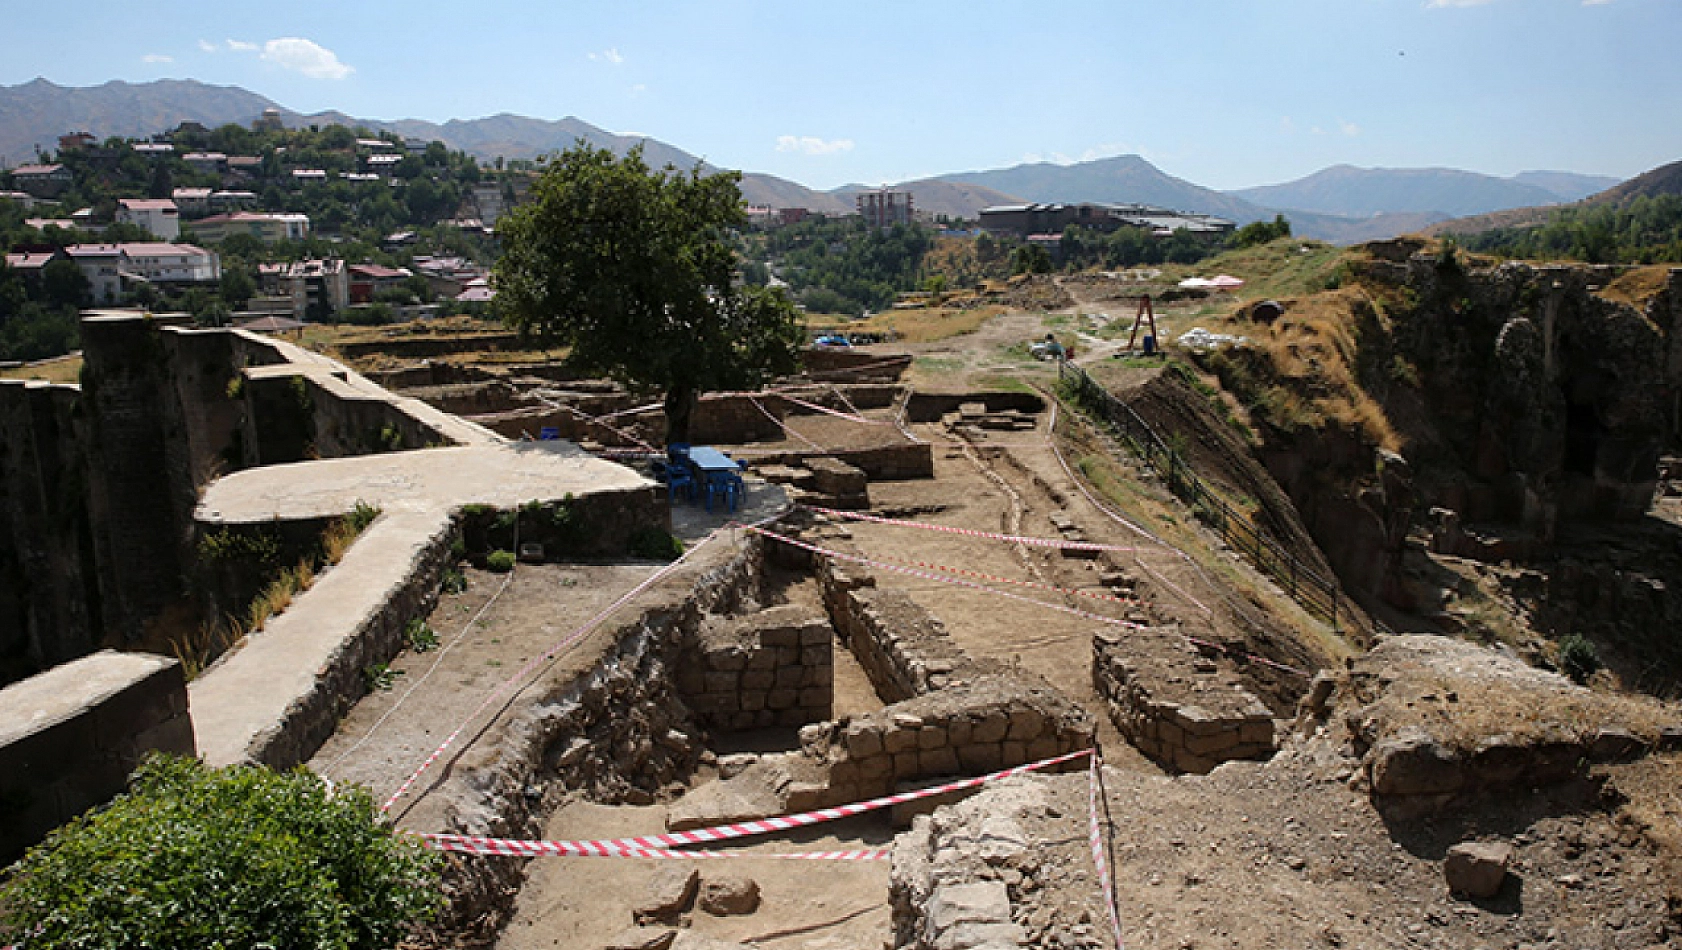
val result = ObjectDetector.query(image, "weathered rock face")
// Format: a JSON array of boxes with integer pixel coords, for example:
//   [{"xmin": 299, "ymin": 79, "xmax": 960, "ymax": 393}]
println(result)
[
  {"xmin": 1305, "ymin": 634, "xmax": 1680, "ymax": 809},
  {"xmin": 1233, "ymin": 258, "xmax": 1682, "ymax": 616}
]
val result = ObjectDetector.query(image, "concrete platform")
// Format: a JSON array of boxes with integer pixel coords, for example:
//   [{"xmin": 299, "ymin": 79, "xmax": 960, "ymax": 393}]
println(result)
[{"xmin": 196, "ymin": 440, "xmax": 652, "ymax": 524}]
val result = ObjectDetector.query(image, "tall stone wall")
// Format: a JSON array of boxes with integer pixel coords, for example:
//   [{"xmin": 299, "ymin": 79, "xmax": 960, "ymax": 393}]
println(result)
[
  {"xmin": 0, "ymin": 312, "xmax": 513, "ymax": 683},
  {"xmin": 0, "ymin": 651, "xmax": 194, "ymax": 864},
  {"xmin": 0, "ymin": 380, "xmax": 100, "ymax": 679}
]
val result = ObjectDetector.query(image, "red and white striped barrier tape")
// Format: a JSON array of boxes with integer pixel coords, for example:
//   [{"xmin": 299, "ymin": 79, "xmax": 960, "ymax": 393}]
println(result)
[
  {"xmin": 1087, "ymin": 752, "xmax": 1126, "ymax": 950},
  {"xmin": 382, "ymin": 531, "xmax": 722, "ymax": 813},
  {"xmin": 747, "ymin": 525, "xmax": 1146, "ymax": 631},
  {"xmin": 423, "ymin": 748, "xmax": 1091, "ymax": 858},
  {"xmin": 805, "ymin": 505, "xmax": 1143, "ymax": 555},
  {"xmin": 751, "ymin": 395, "xmax": 828, "ymax": 452},
  {"xmin": 425, "ymin": 839, "xmax": 890, "ymax": 861},
  {"xmin": 774, "ymin": 391, "xmax": 890, "ymax": 426}
]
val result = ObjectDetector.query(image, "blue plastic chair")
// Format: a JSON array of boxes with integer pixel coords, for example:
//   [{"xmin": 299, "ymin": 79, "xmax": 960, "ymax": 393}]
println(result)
[
  {"xmin": 666, "ymin": 463, "xmax": 696, "ymax": 503},
  {"xmin": 538, "ymin": 426, "xmax": 560, "ymax": 440}
]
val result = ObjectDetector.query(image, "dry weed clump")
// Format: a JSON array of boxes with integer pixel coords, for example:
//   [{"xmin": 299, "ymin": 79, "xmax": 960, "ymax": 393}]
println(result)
[{"xmin": 173, "ymin": 503, "xmax": 382, "ymax": 678}]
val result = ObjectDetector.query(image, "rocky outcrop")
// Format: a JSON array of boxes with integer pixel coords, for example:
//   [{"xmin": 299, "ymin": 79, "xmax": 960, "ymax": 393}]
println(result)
[{"xmin": 1298, "ymin": 634, "xmax": 1682, "ymax": 810}]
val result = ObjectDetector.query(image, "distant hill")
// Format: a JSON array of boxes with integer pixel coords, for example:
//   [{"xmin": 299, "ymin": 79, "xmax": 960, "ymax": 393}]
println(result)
[
  {"xmin": 1428, "ymin": 159, "xmax": 1681, "ymax": 238},
  {"xmin": 1230, "ymin": 165, "xmax": 1578, "ymax": 219},
  {"xmin": 1512, "ymin": 170, "xmax": 1622, "ymax": 202},
  {"xmin": 0, "ymin": 77, "xmax": 1626, "ymax": 246},
  {"xmin": 0, "ymin": 77, "xmax": 277, "ymax": 165},
  {"xmin": 932, "ymin": 154, "xmax": 1267, "ymax": 223}
]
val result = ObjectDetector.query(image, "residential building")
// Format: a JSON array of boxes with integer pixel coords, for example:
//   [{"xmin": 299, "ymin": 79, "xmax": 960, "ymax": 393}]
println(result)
[
  {"xmin": 347, "ymin": 263, "xmax": 413, "ymax": 304},
  {"xmin": 208, "ymin": 190, "xmax": 258, "ymax": 213},
  {"xmin": 0, "ymin": 190, "xmax": 36, "ymax": 209},
  {"xmin": 118, "ymin": 243, "xmax": 221, "ymax": 285},
  {"xmin": 172, "ymin": 187, "xmax": 213, "ymax": 217},
  {"xmin": 132, "ymin": 142, "xmax": 174, "ymax": 158},
  {"xmin": 291, "ymin": 168, "xmax": 328, "ymax": 183},
  {"xmin": 9, "ymin": 164, "xmax": 73, "ymax": 198},
  {"xmin": 410, "ymin": 255, "xmax": 485, "ymax": 298},
  {"xmin": 64, "ymin": 245, "xmax": 124, "ymax": 303},
  {"xmin": 857, "ymin": 189, "xmax": 914, "ymax": 229},
  {"xmin": 226, "ymin": 155, "xmax": 264, "ymax": 177},
  {"xmin": 258, "ymin": 259, "xmax": 348, "ymax": 318},
  {"xmin": 58, "ymin": 132, "xmax": 97, "ymax": 152},
  {"xmin": 24, "ymin": 217, "xmax": 78, "ymax": 232},
  {"xmin": 116, "ymin": 198, "xmax": 180, "ymax": 240},
  {"xmin": 252, "ymin": 107, "xmax": 284, "ymax": 133},
  {"xmin": 182, "ymin": 152, "xmax": 228, "ymax": 175},
  {"xmin": 191, "ymin": 212, "xmax": 310, "ymax": 244},
  {"xmin": 3, "ymin": 248, "xmax": 67, "ymax": 288},
  {"xmin": 366, "ymin": 153, "xmax": 404, "ymax": 173},
  {"xmin": 59, "ymin": 243, "xmax": 220, "ymax": 303}
]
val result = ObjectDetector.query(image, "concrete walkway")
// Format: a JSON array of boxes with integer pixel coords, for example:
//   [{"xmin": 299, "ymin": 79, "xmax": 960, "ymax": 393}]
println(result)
[{"xmin": 191, "ymin": 440, "xmax": 658, "ymax": 768}]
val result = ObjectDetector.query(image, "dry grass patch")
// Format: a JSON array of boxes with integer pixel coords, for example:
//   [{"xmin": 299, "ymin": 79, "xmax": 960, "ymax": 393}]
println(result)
[
  {"xmin": 1597, "ymin": 265, "xmax": 1674, "ymax": 310},
  {"xmin": 0, "ymin": 354, "xmax": 83, "ymax": 384}
]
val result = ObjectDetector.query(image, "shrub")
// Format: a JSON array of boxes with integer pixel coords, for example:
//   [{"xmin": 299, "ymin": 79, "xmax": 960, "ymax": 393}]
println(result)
[
  {"xmin": 1559, "ymin": 633, "xmax": 1601, "ymax": 684},
  {"xmin": 440, "ymin": 568, "xmax": 467, "ymax": 594},
  {"xmin": 0, "ymin": 755, "xmax": 442, "ymax": 949},
  {"xmin": 485, "ymin": 549, "xmax": 516, "ymax": 573},
  {"xmin": 629, "ymin": 526, "xmax": 684, "ymax": 562},
  {"xmin": 404, "ymin": 618, "xmax": 438, "ymax": 653}
]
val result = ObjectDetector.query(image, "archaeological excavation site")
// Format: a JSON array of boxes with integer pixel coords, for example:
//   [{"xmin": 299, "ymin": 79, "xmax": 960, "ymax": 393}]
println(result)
[{"xmin": 6, "ymin": 246, "xmax": 1682, "ymax": 950}]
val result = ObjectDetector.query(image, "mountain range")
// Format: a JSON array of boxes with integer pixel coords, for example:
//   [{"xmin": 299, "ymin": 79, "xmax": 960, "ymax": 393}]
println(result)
[{"xmin": 0, "ymin": 77, "xmax": 1633, "ymax": 244}]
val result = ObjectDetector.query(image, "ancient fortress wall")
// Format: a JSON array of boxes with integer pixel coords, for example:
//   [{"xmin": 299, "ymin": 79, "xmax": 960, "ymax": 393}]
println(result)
[{"xmin": 0, "ymin": 312, "xmax": 500, "ymax": 679}]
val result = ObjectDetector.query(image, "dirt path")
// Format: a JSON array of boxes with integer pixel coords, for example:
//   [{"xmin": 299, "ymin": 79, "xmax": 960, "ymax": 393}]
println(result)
[{"xmin": 310, "ymin": 562, "xmax": 670, "ymax": 829}]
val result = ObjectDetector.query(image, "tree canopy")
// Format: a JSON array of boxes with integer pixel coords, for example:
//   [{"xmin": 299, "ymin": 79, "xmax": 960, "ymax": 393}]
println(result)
[{"xmin": 493, "ymin": 144, "xmax": 803, "ymax": 442}]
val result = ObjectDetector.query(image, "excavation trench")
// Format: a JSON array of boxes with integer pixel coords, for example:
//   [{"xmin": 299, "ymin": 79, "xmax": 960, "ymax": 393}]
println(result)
[{"xmin": 309, "ymin": 388, "xmax": 1312, "ymax": 949}]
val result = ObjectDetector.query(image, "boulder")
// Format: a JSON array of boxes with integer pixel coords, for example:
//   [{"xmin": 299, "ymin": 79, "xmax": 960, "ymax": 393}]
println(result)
[
  {"xmin": 1368, "ymin": 730, "xmax": 1463, "ymax": 797},
  {"xmin": 633, "ymin": 866, "xmax": 699, "ymax": 925},
  {"xmin": 698, "ymin": 873, "xmax": 761, "ymax": 916},
  {"xmin": 1444, "ymin": 841, "xmax": 1512, "ymax": 898}
]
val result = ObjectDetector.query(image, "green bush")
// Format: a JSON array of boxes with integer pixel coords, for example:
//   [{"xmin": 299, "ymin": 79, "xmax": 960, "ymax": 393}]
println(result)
[
  {"xmin": 629, "ymin": 526, "xmax": 684, "ymax": 562},
  {"xmin": 0, "ymin": 755, "xmax": 442, "ymax": 949},
  {"xmin": 1558, "ymin": 633, "xmax": 1601, "ymax": 684},
  {"xmin": 485, "ymin": 549, "xmax": 516, "ymax": 573}
]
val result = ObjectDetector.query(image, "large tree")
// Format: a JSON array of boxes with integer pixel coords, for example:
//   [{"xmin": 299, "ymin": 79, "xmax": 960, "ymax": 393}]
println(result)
[{"xmin": 493, "ymin": 144, "xmax": 804, "ymax": 443}]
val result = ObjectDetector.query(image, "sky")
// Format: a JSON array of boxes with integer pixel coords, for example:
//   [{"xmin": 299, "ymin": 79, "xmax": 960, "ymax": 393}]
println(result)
[{"xmin": 3, "ymin": 0, "xmax": 1678, "ymax": 192}]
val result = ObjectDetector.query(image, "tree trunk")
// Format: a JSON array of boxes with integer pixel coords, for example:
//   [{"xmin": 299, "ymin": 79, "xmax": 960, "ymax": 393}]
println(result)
[{"xmin": 664, "ymin": 383, "xmax": 697, "ymax": 446}]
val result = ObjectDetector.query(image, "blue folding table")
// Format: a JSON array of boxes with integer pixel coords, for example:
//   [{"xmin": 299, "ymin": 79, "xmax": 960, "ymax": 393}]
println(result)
[{"xmin": 686, "ymin": 447, "xmax": 745, "ymax": 512}]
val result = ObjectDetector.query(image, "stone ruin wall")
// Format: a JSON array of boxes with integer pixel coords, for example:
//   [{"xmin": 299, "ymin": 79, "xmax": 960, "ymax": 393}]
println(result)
[
  {"xmin": 1091, "ymin": 629, "xmax": 1276, "ymax": 774},
  {"xmin": 790, "ymin": 527, "xmax": 1095, "ymax": 809},
  {"xmin": 0, "ymin": 651, "xmax": 195, "ymax": 866},
  {"xmin": 0, "ymin": 313, "xmax": 487, "ymax": 682},
  {"xmin": 675, "ymin": 604, "xmax": 834, "ymax": 731}
]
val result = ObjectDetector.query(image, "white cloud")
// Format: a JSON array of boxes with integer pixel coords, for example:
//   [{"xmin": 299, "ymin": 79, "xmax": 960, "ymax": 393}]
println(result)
[
  {"xmin": 1339, "ymin": 119, "xmax": 1362, "ymax": 137},
  {"xmin": 589, "ymin": 47, "xmax": 625, "ymax": 64},
  {"xmin": 261, "ymin": 38, "xmax": 353, "ymax": 80},
  {"xmin": 142, "ymin": 54, "xmax": 174, "ymax": 64},
  {"xmin": 1582, "ymin": 0, "xmax": 1613, "ymax": 5},
  {"xmin": 776, "ymin": 135, "xmax": 855, "ymax": 156},
  {"xmin": 1279, "ymin": 116, "xmax": 1297, "ymax": 134},
  {"xmin": 226, "ymin": 39, "xmax": 259, "ymax": 52},
  {"xmin": 629, "ymin": 84, "xmax": 648, "ymax": 97},
  {"xmin": 1425, "ymin": 0, "xmax": 1497, "ymax": 6},
  {"xmin": 197, "ymin": 39, "xmax": 217, "ymax": 53}
]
